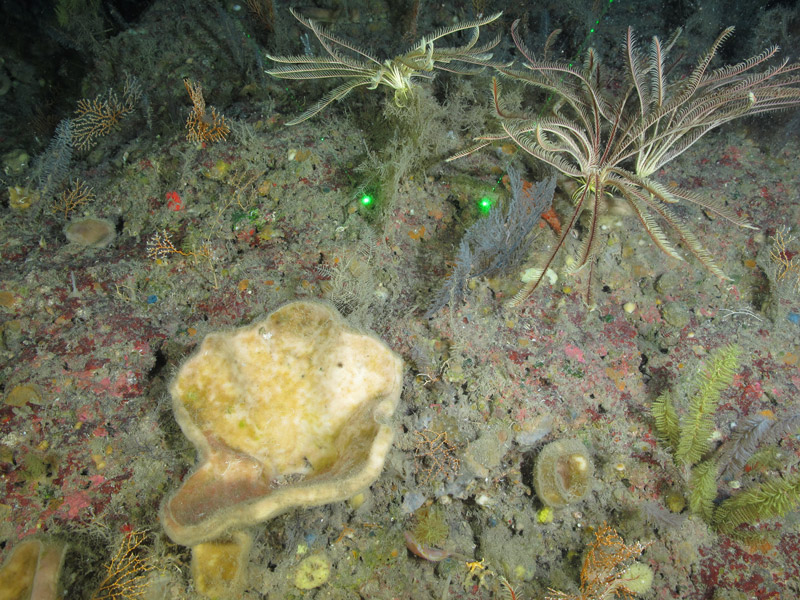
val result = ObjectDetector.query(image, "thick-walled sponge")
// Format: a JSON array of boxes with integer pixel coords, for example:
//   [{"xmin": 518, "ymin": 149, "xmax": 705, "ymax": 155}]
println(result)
[
  {"xmin": 0, "ymin": 538, "xmax": 67, "ymax": 600},
  {"xmin": 191, "ymin": 532, "xmax": 251, "ymax": 599},
  {"xmin": 64, "ymin": 217, "xmax": 116, "ymax": 247},
  {"xmin": 621, "ymin": 562, "xmax": 654, "ymax": 595},
  {"xmin": 534, "ymin": 438, "xmax": 594, "ymax": 508},
  {"xmin": 160, "ymin": 300, "xmax": 404, "ymax": 547},
  {"xmin": 0, "ymin": 540, "xmax": 38, "ymax": 600}
]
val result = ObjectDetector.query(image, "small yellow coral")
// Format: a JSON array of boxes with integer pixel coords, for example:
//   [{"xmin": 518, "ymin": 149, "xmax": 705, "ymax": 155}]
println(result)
[
  {"xmin": 91, "ymin": 530, "xmax": 153, "ymax": 600},
  {"xmin": 184, "ymin": 79, "xmax": 230, "ymax": 143},
  {"xmin": 546, "ymin": 524, "xmax": 650, "ymax": 600}
]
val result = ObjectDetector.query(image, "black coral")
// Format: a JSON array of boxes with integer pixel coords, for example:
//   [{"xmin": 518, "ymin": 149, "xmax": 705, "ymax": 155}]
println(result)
[
  {"xmin": 426, "ymin": 168, "xmax": 555, "ymax": 316},
  {"xmin": 717, "ymin": 411, "xmax": 800, "ymax": 479},
  {"xmin": 35, "ymin": 118, "xmax": 73, "ymax": 199}
]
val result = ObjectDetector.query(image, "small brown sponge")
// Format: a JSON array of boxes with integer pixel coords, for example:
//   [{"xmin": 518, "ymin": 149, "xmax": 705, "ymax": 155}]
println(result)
[
  {"xmin": 534, "ymin": 438, "xmax": 594, "ymax": 508},
  {"xmin": 160, "ymin": 300, "xmax": 404, "ymax": 547}
]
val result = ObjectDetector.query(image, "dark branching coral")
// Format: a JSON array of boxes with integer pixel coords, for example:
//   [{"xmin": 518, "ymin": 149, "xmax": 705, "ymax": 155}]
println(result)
[
  {"xmin": 35, "ymin": 118, "xmax": 73, "ymax": 200},
  {"xmin": 427, "ymin": 168, "xmax": 555, "ymax": 316},
  {"xmin": 717, "ymin": 411, "xmax": 800, "ymax": 479}
]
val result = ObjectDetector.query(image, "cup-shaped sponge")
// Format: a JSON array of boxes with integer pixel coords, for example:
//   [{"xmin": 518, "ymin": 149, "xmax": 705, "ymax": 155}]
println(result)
[
  {"xmin": 160, "ymin": 301, "xmax": 403, "ymax": 547},
  {"xmin": 534, "ymin": 438, "xmax": 594, "ymax": 508}
]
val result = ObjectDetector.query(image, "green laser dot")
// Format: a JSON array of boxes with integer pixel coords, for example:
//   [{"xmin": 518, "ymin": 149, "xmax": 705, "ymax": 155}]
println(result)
[
  {"xmin": 478, "ymin": 197, "xmax": 492, "ymax": 213},
  {"xmin": 360, "ymin": 194, "xmax": 374, "ymax": 207}
]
